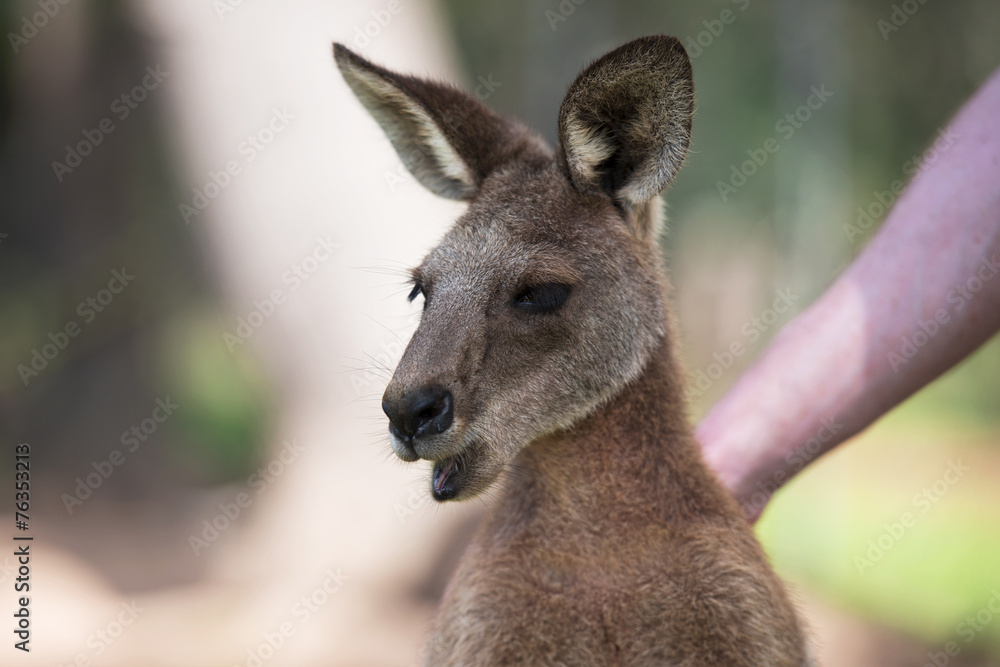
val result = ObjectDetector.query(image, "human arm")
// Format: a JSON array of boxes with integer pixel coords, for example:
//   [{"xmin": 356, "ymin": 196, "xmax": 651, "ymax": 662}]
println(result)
[{"xmin": 697, "ymin": 66, "xmax": 1000, "ymax": 520}]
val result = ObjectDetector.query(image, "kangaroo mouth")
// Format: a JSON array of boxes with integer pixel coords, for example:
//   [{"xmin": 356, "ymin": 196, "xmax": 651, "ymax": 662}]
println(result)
[
  {"xmin": 432, "ymin": 457, "xmax": 460, "ymax": 501},
  {"xmin": 425, "ymin": 434, "xmax": 503, "ymax": 503},
  {"xmin": 429, "ymin": 434, "xmax": 491, "ymax": 502}
]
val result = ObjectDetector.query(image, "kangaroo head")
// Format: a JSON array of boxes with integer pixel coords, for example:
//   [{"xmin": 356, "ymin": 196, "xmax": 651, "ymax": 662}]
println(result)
[{"xmin": 335, "ymin": 36, "xmax": 693, "ymax": 501}]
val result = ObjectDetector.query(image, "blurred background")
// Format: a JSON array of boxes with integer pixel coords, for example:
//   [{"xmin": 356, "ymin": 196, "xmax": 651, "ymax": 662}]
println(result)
[{"xmin": 1, "ymin": 0, "xmax": 998, "ymax": 664}]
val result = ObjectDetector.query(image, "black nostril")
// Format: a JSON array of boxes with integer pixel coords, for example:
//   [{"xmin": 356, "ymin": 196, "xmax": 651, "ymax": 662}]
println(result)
[
  {"xmin": 407, "ymin": 387, "xmax": 453, "ymax": 438},
  {"xmin": 383, "ymin": 387, "xmax": 453, "ymax": 441}
]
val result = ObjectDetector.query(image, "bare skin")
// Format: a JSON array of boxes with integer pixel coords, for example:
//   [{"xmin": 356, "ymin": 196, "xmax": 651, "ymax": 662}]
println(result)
[{"xmin": 698, "ymin": 65, "xmax": 1000, "ymax": 521}]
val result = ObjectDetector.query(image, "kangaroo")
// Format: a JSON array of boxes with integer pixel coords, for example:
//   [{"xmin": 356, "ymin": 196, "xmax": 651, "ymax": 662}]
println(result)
[{"xmin": 335, "ymin": 36, "xmax": 812, "ymax": 666}]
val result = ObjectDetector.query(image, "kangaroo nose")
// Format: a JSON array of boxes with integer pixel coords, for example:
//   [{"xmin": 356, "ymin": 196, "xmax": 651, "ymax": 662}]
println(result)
[{"xmin": 382, "ymin": 386, "xmax": 454, "ymax": 443}]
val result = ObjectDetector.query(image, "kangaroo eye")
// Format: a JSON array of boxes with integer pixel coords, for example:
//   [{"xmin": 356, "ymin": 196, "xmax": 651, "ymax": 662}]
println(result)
[{"xmin": 513, "ymin": 283, "xmax": 572, "ymax": 314}]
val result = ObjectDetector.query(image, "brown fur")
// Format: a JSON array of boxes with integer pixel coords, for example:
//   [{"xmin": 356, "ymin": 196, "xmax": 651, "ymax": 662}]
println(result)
[{"xmin": 335, "ymin": 36, "xmax": 812, "ymax": 666}]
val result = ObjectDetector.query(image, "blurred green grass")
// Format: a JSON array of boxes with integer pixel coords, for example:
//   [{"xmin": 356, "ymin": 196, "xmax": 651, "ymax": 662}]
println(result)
[{"xmin": 760, "ymin": 336, "xmax": 1000, "ymax": 656}]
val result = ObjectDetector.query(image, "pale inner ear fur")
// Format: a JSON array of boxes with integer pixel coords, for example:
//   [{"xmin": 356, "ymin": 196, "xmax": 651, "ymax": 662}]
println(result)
[
  {"xmin": 343, "ymin": 66, "xmax": 476, "ymax": 199},
  {"xmin": 562, "ymin": 117, "xmax": 617, "ymax": 188},
  {"xmin": 556, "ymin": 36, "xmax": 694, "ymax": 219}
]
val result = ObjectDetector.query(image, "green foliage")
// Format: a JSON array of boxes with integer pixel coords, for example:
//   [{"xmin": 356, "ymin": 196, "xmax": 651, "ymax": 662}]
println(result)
[{"xmin": 157, "ymin": 307, "xmax": 273, "ymax": 484}]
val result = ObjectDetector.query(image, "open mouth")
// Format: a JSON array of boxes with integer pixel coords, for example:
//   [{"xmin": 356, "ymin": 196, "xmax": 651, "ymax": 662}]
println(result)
[{"xmin": 432, "ymin": 457, "xmax": 459, "ymax": 501}]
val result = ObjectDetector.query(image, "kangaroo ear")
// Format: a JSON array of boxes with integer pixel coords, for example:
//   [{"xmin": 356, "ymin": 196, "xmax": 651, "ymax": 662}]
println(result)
[
  {"xmin": 558, "ymin": 36, "xmax": 694, "ymax": 212},
  {"xmin": 334, "ymin": 44, "xmax": 546, "ymax": 201}
]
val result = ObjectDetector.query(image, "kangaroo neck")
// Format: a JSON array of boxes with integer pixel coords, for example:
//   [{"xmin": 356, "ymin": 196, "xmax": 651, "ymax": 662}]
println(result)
[{"xmin": 506, "ymin": 332, "xmax": 728, "ymax": 522}]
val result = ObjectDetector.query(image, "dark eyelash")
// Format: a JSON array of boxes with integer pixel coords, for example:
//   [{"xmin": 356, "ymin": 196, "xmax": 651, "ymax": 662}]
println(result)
[{"xmin": 407, "ymin": 283, "xmax": 423, "ymax": 302}]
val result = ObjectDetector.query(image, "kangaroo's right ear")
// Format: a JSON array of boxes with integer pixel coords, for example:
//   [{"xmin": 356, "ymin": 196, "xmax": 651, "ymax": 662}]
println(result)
[
  {"xmin": 558, "ymin": 36, "xmax": 694, "ymax": 213},
  {"xmin": 334, "ymin": 44, "xmax": 545, "ymax": 201}
]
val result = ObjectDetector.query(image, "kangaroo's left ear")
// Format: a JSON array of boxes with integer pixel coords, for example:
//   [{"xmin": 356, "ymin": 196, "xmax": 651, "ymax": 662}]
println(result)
[{"xmin": 558, "ymin": 36, "xmax": 694, "ymax": 220}]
